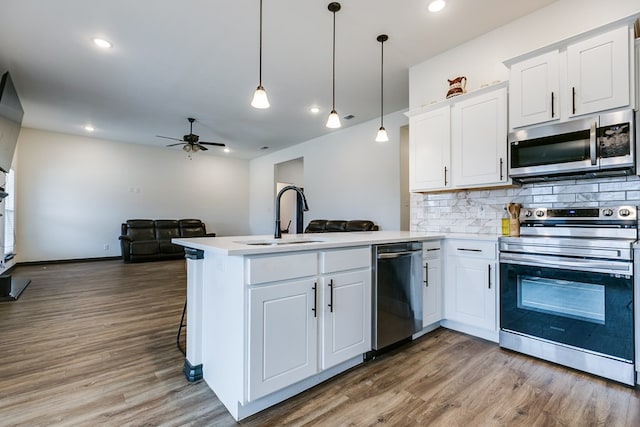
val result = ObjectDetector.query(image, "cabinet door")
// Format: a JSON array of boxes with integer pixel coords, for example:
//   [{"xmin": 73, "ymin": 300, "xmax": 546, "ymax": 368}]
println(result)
[
  {"xmin": 248, "ymin": 279, "xmax": 318, "ymax": 401},
  {"xmin": 422, "ymin": 244, "xmax": 442, "ymax": 327},
  {"xmin": 409, "ymin": 107, "xmax": 451, "ymax": 191},
  {"xmin": 509, "ymin": 50, "xmax": 560, "ymax": 128},
  {"xmin": 451, "ymin": 87, "xmax": 508, "ymax": 187},
  {"xmin": 445, "ymin": 257, "xmax": 496, "ymax": 331},
  {"xmin": 567, "ymin": 26, "xmax": 630, "ymax": 117},
  {"xmin": 321, "ymin": 269, "xmax": 371, "ymax": 370}
]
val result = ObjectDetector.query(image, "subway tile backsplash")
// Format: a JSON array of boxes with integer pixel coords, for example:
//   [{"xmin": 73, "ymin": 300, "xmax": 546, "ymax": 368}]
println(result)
[{"xmin": 410, "ymin": 175, "xmax": 640, "ymax": 235}]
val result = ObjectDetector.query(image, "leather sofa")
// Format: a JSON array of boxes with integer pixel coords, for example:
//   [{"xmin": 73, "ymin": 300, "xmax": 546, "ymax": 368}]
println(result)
[
  {"xmin": 304, "ymin": 219, "xmax": 378, "ymax": 233},
  {"xmin": 119, "ymin": 219, "xmax": 215, "ymax": 263}
]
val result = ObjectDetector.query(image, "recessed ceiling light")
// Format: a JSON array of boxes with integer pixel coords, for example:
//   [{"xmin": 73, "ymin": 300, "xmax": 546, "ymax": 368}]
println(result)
[
  {"xmin": 309, "ymin": 107, "xmax": 320, "ymax": 114},
  {"xmin": 84, "ymin": 125, "xmax": 95, "ymax": 132},
  {"xmin": 428, "ymin": 0, "xmax": 446, "ymax": 13},
  {"xmin": 92, "ymin": 38, "xmax": 112, "ymax": 48}
]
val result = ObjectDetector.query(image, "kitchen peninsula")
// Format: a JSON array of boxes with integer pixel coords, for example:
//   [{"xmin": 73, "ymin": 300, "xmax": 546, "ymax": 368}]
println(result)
[{"xmin": 173, "ymin": 231, "xmax": 441, "ymax": 421}]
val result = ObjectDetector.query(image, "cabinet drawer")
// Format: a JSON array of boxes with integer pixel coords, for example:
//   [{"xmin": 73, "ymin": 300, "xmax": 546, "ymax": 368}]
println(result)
[
  {"xmin": 446, "ymin": 240, "xmax": 496, "ymax": 259},
  {"xmin": 246, "ymin": 252, "xmax": 318, "ymax": 285},
  {"xmin": 423, "ymin": 240, "xmax": 442, "ymax": 260},
  {"xmin": 320, "ymin": 247, "xmax": 371, "ymax": 274}
]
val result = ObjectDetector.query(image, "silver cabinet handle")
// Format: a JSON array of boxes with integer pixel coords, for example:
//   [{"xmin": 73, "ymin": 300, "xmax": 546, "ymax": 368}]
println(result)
[
  {"xmin": 457, "ymin": 248, "xmax": 481, "ymax": 252},
  {"xmin": 589, "ymin": 121, "xmax": 597, "ymax": 165}
]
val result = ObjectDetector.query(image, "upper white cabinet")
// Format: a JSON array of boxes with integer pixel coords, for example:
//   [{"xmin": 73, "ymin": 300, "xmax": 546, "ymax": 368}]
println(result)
[
  {"xmin": 409, "ymin": 84, "xmax": 509, "ymax": 192},
  {"xmin": 508, "ymin": 25, "xmax": 633, "ymax": 129},
  {"xmin": 451, "ymin": 87, "xmax": 508, "ymax": 187},
  {"xmin": 409, "ymin": 106, "xmax": 451, "ymax": 191},
  {"xmin": 566, "ymin": 26, "xmax": 629, "ymax": 117},
  {"xmin": 509, "ymin": 50, "xmax": 560, "ymax": 128}
]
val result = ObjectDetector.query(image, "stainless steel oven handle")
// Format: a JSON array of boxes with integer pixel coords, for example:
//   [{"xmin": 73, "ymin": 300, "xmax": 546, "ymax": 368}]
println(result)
[{"xmin": 500, "ymin": 252, "xmax": 632, "ymax": 274}]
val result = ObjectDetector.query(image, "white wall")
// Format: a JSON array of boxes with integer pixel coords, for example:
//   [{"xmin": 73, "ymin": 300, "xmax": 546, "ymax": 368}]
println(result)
[
  {"xmin": 15, "ymin": 128, "xmax": 250, "ymax": 262},
  {"xmin": 410, "ymin": 0, "xmax": 640, "ymax": 110},
  {"xmin": 249, "ymin": 111, "xmax": 408, "ymax": 234}
]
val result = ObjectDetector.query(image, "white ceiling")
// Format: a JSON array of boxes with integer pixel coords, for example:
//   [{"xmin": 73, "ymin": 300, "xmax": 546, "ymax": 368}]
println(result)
[{"xmin": 0, "ymin": 0, "xmax": 558, "ymax": 159}]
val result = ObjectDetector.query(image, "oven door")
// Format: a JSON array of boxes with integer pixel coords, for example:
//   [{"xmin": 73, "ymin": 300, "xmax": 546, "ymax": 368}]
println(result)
[{"xmin": 500, "ymin": 256, "xmax": 634, "ymax": 362}]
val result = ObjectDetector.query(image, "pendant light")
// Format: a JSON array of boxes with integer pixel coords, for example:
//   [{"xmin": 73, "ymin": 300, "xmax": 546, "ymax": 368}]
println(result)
[
  {"xmin": 375, "ymin": 34, "xmax": 389, "ymax": 142},
  {"xmin": 326, "ymin": 2, "xmax": 341, "ymax": 129},
  {"xmin": 251, "ymin": 0, "xmax": 270, "ymax": 109}
]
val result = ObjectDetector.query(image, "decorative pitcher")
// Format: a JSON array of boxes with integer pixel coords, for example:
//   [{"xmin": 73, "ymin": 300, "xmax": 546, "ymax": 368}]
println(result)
[{"xmin": 446, "ymin": 76, "xmax": 467, "ymax": 99}]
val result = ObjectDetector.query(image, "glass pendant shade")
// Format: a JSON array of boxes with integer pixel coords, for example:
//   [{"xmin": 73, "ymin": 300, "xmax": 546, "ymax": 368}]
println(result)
[
  {"xmin": 375, "ymin": 126, "xmax": 389, "ymax": 142},
  {"xmin": 326, "ymin": 110, "xmax": 341, "ymax": 129},
  {"xmin": 182, "ymin": 144, "xmax": 192, "ymax": 152},
  {"xmin": 251, "ymin": 85, "xmax": 270, "ymax": 109}
]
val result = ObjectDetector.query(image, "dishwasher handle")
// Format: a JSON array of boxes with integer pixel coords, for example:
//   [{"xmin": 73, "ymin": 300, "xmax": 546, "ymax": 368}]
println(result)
[{"xmin": 377, "ymin": 250, "xmax": 422, "ymax": 259}]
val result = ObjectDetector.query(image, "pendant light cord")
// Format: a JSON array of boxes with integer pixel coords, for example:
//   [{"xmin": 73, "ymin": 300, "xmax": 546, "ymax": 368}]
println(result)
[
  {"xmin": 331, "ymin": 8, "xmax": 336, "ymax": 110},
  {"xmin": 380, "ymin": 38, "xmax": 384, "ymax": 127},
  {"xmin": 258, "ymin": 0, "xmax": 263, "ymax": 86}
]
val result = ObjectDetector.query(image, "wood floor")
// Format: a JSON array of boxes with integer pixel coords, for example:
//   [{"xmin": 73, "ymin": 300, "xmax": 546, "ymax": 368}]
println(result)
[{"xmin": 1, "ymin": 259, "xmax": 638, "ymax": 426}]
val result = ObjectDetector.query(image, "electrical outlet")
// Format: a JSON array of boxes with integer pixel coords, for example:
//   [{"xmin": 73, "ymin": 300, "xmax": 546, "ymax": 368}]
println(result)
[{"xmin": 104, "ymin": 244, "xmax": 109, "ymax": 251}]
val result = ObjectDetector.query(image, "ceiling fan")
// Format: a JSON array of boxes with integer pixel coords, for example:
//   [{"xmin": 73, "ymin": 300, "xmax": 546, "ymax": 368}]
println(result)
[{"xmin": 157, "ymin": 117, "xmax": 226, "ymax": 152}]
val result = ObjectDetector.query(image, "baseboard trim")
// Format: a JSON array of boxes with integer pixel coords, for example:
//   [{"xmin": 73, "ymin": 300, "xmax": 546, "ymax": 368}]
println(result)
[{"xmin": 16, "ymin": 256, "xmax": 123, "ymax": 267}]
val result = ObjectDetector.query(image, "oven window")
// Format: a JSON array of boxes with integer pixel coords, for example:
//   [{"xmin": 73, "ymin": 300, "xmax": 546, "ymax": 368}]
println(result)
[{"xmin": 518, "ymin": 276, "xmax": 605, "ymax": 324}]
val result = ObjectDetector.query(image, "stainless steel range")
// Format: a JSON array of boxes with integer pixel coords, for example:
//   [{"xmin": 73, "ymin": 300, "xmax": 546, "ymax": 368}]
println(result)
[{"xmin": 499, "ymin": 206, "xmax": 637, "ymax": 385}]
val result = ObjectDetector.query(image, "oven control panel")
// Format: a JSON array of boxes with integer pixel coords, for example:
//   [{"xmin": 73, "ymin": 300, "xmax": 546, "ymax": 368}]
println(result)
[{"xmin": 520, "ymin": 206, "xmax": 637, "ymax": 221}]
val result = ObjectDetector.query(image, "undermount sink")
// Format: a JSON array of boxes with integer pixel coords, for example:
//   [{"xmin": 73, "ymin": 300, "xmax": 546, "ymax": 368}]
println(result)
[{"xmin": 235, "ymin": 238, "xmax": 324, "ymax": 246}]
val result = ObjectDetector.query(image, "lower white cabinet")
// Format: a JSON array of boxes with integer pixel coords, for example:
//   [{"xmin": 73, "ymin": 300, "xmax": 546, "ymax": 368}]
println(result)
[
  {"xmin": 248, "ymin": 247, "xmax": 371, "ymax": 401},
  {"xmin": 443, "ymin": 239, "xmax": 498, "ymax": 341},
  {"xmin": 422, "ymin": 240, "xmax": 442, "ymax": 327},
  {"xmin": 248, "ymin": 278, "xmax": 318, "ymax": 400},
  {"xmin": 320, "ymin": 269, "xmax": 371, "ymax": 370}
]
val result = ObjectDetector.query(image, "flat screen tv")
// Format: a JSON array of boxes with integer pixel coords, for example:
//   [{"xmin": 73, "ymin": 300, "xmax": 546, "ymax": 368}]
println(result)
[{"xmin": 0, "ymin": 71, "xmax": 24, "ymax": 174}]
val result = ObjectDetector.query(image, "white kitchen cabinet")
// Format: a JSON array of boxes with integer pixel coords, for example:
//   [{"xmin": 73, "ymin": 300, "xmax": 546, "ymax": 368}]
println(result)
[
  {"xmin": 566, "ymin": 26, "xmax": 630, "ymax": 117},
  {"xmin": 319, "ymin": 247, "xmax": 371, "ymax": 370},
  {"xmin": 443, "ymin": 239, "xmax": 497, "ymax": 342},
  {"xmin": 409, "ymin": 106, "xmax": 451, "ymax": 191},
  {"xmin": 507, "ymin": 25, "xmax": 632, "ymax": 128},
  {"xmin": 422, "ymin": 240, "xmax": 442, "ymax": 328},
  {"xmin": 248, "ymin": 247, "xmax": 371, "ymax": 401},
  {"xmin": 248, "ymin": 278, "xmax": 318, "ymax": 400},
  {"xmin": 451, "ymin": 87, "xmax": 508, "ymax": 187},
  {"xmin": 408, "ymin": 84, "xmax": 509, "ymax": 192},
  {"xmin": 508, "ymin": 50, "xmax": 560, "ymax": 128}
]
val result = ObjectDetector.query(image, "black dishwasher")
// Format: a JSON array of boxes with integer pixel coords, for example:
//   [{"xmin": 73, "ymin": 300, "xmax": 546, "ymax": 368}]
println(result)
[{"xmin": 372, "ymin": 242, "xmax": 423, "ymax": 352}]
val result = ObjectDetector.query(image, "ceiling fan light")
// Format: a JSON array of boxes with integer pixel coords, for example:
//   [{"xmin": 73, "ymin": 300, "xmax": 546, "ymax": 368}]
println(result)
[
  {"xmin": 326, "ymin": 110, "xmax": 341, "ymax": 129},
  {"xmin": 183, "ymin": 144, "xmax": 191, "ymax": 152},
  {"xmin": 375, "ymin": 127, "xmax": 389, "ymax": 142},
  {"xmin": 192, "ymin": 145, "xmax": 200, "ymax": 152},
  {"xmin": 251, "ymin": 86, "xmax": 270, "ymax": 109}
]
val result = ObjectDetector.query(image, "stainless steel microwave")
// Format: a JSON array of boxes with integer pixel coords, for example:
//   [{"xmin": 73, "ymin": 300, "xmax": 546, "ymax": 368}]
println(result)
[{"xmin": 508, "ymin": 109, "xmax": 637, "ymax": 182}]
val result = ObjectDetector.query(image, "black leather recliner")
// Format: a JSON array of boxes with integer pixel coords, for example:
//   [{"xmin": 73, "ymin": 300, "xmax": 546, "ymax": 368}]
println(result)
[{"xmin": 119, "ymin": 219, "xmax": 215, "ymax": 263}]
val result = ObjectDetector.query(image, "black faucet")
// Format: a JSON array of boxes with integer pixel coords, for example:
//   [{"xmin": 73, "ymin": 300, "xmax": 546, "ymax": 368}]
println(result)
[{"xmin": 274, "ymin": 185, "xmax": 309, "ymax": 239}]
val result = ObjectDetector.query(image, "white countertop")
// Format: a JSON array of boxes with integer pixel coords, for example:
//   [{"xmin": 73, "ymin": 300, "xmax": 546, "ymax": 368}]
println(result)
[{"xmin": 173, "ymin": 231, "xmax": 446, "ymax": 256}]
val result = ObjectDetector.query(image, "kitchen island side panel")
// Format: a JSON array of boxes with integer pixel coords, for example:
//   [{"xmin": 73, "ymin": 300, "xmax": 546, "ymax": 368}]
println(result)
[{"xmin": 201, "ymin": 253, "xmax": 247, "ymax": 418}]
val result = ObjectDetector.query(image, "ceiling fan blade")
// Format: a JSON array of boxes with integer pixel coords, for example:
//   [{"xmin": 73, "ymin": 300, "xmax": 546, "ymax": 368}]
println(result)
[
  {"xmin": 196, "ymin": 144, "xmax": 209, "ymax": 151},
  {"xmin": 156, "ymin": 135, "xmax": 184, "ymax": 142},
  {"xmin": 166, "ymin": 143, "xmax": 184, "ymax": 147},
  {"xmin": 199, "ymin": 141, "xmax": 226, "ymax": 147}
]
